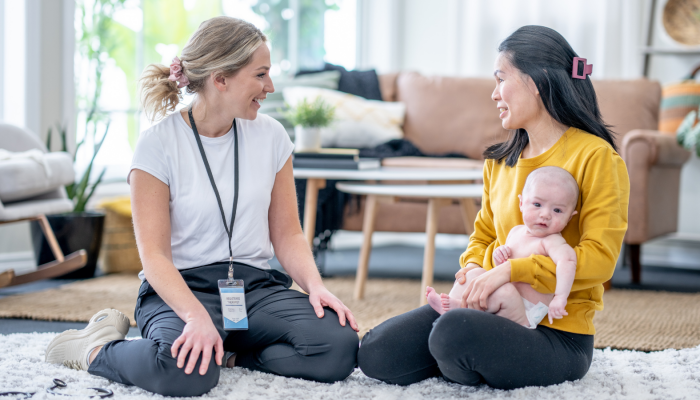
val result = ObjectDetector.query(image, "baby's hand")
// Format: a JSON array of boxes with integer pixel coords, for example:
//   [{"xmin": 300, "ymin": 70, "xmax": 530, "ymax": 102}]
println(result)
[
  {"xmin": 493, "ymin": 245, "xmax": 512, "ymax": 265},
  {"xmin": 548, "ymin": 295, "xmax": 568, "ymax": 324}
]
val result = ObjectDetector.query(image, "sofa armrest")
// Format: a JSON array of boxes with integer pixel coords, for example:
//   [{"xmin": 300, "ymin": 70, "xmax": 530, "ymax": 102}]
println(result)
[
  {"xmin": 621, "ymin": 130, "xmax": 690, "ymax": 167},
  {"xmin": 621, "ymin": 130, "xmax": 691, "ymax": 244}
]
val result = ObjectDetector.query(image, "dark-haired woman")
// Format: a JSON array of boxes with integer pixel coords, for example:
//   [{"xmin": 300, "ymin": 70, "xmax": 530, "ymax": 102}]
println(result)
[{"xmin": 357, "ymin": 25, "xmax": 629, "ymax": 389}]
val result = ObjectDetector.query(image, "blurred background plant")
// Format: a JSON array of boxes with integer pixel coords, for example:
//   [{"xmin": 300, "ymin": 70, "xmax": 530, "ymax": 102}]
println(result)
[
  {"xmin": 65, "ymin": 0, "xmax": 354, "ymax": 183},
  {"xmin": 46, "ymin": 123, "xmax": 109, "ymax": 213},
  {"xmin": 283, "ymin": 97, "xmax": 336, "ymax": 127},
  {"xmin": 677, "ymin": 106, "xmax": 700, "ymax": 157}
]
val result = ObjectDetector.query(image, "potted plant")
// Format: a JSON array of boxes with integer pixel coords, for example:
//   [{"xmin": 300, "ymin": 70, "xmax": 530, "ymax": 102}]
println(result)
[
  {"xmin": 283, "ymin": 97, "xmax": 335, "ymax": 152},
  {"xmin": 677, "ymin": 106, "xmax": 700, "ymax": 156},
  {"xmin": 30, "ymin": 123, "xmax": 109, "ymax": 279}
]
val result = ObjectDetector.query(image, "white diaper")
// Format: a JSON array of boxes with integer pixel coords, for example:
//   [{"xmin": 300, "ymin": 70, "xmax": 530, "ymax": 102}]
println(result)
[{"xmin": 521, "ymin": 297, "xmax": 549, "ymax": 329}]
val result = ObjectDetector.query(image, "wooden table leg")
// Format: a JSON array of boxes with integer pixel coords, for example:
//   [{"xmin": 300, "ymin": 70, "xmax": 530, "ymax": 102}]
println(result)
[
  {"xmin": 420, "ymin": 198, "xmax": 450, "ymax": 306},
  {"xmin": 354, "ymin": 194, "xmax": 379, "ymax": 300},
  {"xmin": 303, "ymin": 178, "xmax": 326, "ymax": 248},
  {"xmin": 458, "ymin": 198, "xmax": 478, "ymax": 236}
]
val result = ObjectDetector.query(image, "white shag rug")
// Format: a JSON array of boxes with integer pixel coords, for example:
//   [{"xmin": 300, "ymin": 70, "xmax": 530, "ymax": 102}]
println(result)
[{"xmin": 2, "ymin": 333, "xmax": 700, "ymax": 400}]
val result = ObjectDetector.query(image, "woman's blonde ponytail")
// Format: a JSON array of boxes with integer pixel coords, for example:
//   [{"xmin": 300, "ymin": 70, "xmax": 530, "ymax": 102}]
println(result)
[
  {"xmin": 139, "ymin": 64, "xmax": 181, "ymax": 122},
  {"xmin": 138, "ymin": 16, "xmax": 266, "ymax": 122}
]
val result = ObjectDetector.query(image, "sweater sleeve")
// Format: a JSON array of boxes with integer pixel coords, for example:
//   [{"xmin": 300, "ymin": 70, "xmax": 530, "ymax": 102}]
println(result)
[
  {"xmin": 459, "ymin": 160, "xmax": 497, "ymax": 268},
  {"xmin": 510, "ymin": 146, "xmax": 629, "ymax": 293}
]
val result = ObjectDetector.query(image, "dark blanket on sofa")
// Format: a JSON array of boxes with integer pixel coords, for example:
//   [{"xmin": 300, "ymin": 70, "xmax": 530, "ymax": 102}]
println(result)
[{"xmin": 296, "ymin": 63, "xmax": 383, "ymax": 101}]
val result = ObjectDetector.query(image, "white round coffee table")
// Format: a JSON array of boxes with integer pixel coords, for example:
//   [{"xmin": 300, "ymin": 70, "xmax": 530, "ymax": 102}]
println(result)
[{"xmin": 293, "ymin": 167, "xmax": 483, "ymax": 246}]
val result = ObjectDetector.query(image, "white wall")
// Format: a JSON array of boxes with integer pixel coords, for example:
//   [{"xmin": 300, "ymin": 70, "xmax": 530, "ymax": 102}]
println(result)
[
  {"xmin": 0, "ymin": 0, "xmax": 74, "ymax": 267},
  {"xmin": 359, "ymin": 0, "xmax": 700, "ymax": 236}
]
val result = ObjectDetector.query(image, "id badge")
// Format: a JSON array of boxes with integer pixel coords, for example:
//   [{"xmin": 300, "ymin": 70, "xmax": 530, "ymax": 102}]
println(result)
[{"xmin": 218, "ymin": 279, "xmax": 248, "ymax": 330}]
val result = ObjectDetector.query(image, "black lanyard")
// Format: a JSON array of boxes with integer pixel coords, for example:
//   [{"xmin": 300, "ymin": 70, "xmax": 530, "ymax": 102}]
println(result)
[{"xmin": 188, "ymin": 108, "xmax": 239, "ymax": 281}]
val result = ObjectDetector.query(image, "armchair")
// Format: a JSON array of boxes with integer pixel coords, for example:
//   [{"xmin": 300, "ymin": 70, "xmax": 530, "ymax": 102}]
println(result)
[
  {"xmin": 621, "ymin": 130, "xmax": 691, "ymax": 283},
  {"xmin": 0, "ymin": 123, "xmax": 86, "ymax": 287}
]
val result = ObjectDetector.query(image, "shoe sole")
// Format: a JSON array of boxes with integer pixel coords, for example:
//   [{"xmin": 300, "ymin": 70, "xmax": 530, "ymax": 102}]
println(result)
[{"xmin": 45, "ymin": 309, "xmax": 130, "ymax": 363}]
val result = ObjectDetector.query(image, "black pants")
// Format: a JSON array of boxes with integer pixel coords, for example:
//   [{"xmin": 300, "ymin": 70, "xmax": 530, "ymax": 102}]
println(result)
[
  {"xmin": 358, "ymin": 305, "xmax": 593, "ymax": 389},
  {"xmin": 88, "ymin": 263, "xmax": 359, "ymax": 397}
]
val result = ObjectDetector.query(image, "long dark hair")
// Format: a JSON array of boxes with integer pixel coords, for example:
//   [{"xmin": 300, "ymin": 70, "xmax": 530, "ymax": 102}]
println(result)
[{"xmin": 484, "ymin": 25, "xmax": 616, "ymax": 166}]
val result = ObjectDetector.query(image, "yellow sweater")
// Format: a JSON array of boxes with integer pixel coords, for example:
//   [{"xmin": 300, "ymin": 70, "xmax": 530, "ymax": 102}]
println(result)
[{"xmin": 460, "ymin": 128, "xmax": 630, "ymax": 335}]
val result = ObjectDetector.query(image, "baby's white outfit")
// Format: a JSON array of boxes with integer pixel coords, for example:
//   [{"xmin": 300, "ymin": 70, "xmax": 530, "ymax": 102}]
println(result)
[{"xmin": 521, "ymin": 298, "xmax": 549, "ymax": 329}]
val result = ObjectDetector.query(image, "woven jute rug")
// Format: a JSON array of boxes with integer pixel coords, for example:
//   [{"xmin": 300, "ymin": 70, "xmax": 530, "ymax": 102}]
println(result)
[{"xmin": 1, "ymin": 273, "xmax": 699, "ymax": 352}]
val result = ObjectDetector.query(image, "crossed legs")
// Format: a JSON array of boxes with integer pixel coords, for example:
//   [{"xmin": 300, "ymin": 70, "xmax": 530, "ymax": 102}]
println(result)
[{"xmin": 426, "ymin": 267, "xmax": 553, "ymax": 328}]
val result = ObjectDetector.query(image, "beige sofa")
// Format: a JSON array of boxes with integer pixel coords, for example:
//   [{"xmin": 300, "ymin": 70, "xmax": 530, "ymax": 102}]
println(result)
[{"xmin": 341, "ymin": 72, "xmax": 691, "ymax": 283}]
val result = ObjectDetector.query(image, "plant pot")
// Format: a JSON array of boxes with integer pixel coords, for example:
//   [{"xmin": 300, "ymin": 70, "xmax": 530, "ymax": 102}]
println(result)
[
  {"xmin": 294, "ymin": 126, "xmax": 322, "ymax": 152},
  {"xmin": 30, "ymin": 212, "xmax": 106, "ymax": 279}
]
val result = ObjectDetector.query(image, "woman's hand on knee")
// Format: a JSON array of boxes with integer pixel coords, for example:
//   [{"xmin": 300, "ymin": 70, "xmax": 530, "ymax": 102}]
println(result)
[
  {"xmin": 455, "ymin": 263, "xmax": 481, "ymax": 285},
  {"xmin": 308, "ymin": 286, "xmax": 359, "ymax": 332},
  {"xmin": 462, "ymin": 261, "xmax": 512, "ymax": 311},
  {"xmin": 171, "ymin": 312, "xmax": 224, "ymax": 376}
]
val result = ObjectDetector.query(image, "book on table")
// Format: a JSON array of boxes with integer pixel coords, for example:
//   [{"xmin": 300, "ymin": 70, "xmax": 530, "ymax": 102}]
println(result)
[{"xmin": 293, "ymin": 148, "xmax": 380, "ymax": 170}]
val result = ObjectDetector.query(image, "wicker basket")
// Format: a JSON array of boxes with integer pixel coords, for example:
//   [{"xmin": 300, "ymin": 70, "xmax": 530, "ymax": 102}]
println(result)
[
  {"xmin": 663, "ymin": 0, "xmax": 700, "ymax": 46},
  {"xmin": 98, "ymin": 202, "xmax": 142, "ymax": 274},
  {"xmin": 660, "ymin": 64, "xmax": 700, "ymax": 133}
]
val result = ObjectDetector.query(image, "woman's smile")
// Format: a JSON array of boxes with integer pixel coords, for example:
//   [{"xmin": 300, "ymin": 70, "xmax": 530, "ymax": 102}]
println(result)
[{"xmin": 252, "ymin": 97, "xmax": 265, "ymax": 109}]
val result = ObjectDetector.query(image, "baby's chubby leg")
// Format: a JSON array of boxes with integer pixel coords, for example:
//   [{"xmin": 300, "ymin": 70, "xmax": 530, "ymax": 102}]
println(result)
[
  {"xmin": 426, "ymin": 268, "xmax": 486, "ymax": 315},
  {"xmin": 443, "ymin": 268, "xmax": 487, "ymax": 311},
  {"xmin": 512, "ymin": 282, "xmax": 554, "ymax": 307},
  {"xmin": 485, "ymin": 283, "xmax": 530, "ymax": 327}
]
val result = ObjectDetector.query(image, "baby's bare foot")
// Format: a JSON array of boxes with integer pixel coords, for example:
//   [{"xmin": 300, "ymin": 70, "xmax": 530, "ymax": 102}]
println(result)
[
  {"xmin": 441, "ymin": 293, "xmax": 462, "ymax": 312},
  {"xmin": 426, "ymin": 287, "xmax": 445, "ymax": 315}
]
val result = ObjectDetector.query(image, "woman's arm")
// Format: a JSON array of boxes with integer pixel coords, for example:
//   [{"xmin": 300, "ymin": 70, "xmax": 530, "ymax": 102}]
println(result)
[
  {"xmin": 130, "ymin": 169, "xmax": 223, "ymax": 375},
  {"xmin": 268, "ymin": 156, "xmax": 358, "ymax": 332},
  {"xmin": 456, "ymin": 160, "xmax": 496, "ymax": 285},
  {"xmin": 509, "ymin": 147, "xmax": 629, "ymax": 294},
  {"xmin": 459, "ymin": 160, "xmax": 497, "ymax": 269}
]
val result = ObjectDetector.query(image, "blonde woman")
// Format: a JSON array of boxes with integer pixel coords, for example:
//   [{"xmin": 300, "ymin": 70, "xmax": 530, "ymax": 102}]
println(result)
[{"xmin": 45, "ymin": 17, "xmax": 359, "ymax": 396}]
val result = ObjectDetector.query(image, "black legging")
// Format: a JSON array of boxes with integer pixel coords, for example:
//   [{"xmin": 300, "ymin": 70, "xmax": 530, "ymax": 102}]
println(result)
[
  {"xmin": 358, "ymin": 305, "xmax": 593, "ymax": 389},
  {"xmin": 88, "ymin": 263, "xmax": 359, "ymax": 397}
]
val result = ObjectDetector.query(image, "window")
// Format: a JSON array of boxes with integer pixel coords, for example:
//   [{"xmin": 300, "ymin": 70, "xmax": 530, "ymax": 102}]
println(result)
[{"xmin": 74, "ymin": 0, "xmax": 357, "ymax": 180}]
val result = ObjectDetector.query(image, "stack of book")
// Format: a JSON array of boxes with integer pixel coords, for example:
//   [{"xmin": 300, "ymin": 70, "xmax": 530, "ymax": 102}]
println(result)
[{"xmin": 292, "ymin": 148, "xmax": 381, "ymax": 170}]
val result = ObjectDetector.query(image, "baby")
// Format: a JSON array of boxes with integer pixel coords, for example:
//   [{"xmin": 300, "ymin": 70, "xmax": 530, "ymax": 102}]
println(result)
[{"xmin": 426, "ymin": 166, "xmax": 579, "ymax": 328}]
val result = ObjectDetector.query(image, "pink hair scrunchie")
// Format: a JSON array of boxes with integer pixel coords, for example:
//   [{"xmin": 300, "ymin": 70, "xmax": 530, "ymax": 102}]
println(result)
[{"xmin": 168, "ymin": 56, "xmax": 190, "ymax": 88}]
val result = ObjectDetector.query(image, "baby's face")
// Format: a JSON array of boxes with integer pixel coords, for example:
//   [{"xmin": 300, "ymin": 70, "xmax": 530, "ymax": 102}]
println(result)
[{"xmin": 518, "ymin": 180, "xmax": 577, "ymax": 238}]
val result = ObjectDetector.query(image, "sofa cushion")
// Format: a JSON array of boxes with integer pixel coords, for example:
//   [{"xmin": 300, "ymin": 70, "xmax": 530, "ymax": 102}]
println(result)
[
  {"xmin": 283, "ymin": 86, "xmax": 406, "ymax": 148},
  {"xmin": 392, "ymin": 73, "xmax": 662, "ymax": 159},
  {"xmin": 396, "ymin": 72, "xmax": 507, "ymax": 160},
  {"xmin": 0, "ymin": 151, "xmax": 74, "ymax": 202}
]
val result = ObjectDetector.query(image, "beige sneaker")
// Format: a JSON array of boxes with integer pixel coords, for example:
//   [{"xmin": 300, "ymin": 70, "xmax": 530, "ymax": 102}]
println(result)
[{"xmin": 45, "ymin": 309, "xmax": 130, "ymax": 370}]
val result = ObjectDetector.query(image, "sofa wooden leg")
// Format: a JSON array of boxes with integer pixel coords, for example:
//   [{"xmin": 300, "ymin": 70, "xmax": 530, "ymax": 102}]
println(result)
[{"xmin": 628, "ymin": 244, "xmax": 641, "ymax": 284}]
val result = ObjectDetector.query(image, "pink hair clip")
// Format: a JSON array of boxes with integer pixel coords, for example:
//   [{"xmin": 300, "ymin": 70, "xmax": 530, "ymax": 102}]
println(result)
[
  {"xmin": 572, "ymin": 57, "xmax": 593, "ymax": 80},
  {"xmin": 168, "ymin": 56, "xmax": 190, "ymax": 88}
]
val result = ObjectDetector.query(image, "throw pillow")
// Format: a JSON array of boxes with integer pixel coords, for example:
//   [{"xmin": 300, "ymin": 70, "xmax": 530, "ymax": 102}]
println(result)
[
  {"xmin": 282, "ymin": 86, "xmax": 405, "ymax": 148},
  {"xmin": 259, "ymin": 70, "xmax": 342, "ymax": 131}
]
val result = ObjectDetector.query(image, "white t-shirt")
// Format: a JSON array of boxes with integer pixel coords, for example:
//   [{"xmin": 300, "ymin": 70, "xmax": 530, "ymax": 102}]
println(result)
[{"xmin": 129, "ymin": 112, "xmax": 294, "ymax": 279}]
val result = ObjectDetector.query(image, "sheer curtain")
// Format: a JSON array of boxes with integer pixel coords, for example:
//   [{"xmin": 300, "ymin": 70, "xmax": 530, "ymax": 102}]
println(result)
[{"xmin": 359, "ymin": 0, "xmax": 648, "ymax": 80}]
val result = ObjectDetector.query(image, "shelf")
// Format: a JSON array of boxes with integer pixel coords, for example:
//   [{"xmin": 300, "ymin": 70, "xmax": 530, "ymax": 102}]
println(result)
[{"xmin": 641, "ymin": 47, "xmax": 700, "ymax": 55}]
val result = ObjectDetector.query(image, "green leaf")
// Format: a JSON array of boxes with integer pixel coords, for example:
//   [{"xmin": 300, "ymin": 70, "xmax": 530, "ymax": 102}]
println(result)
[
  {"xmin": 676, "ymin": 110, "xmax": 697, "ymax": 148},
  {"xmin": 75, "ymin": 167, "xmax": 107, "ymax": 213},
  {"xmin": 72, "ymin": 162, "xmax": 94, "ymax": 212},
  {"xmin": 282, "ymin": 97, "xmax": 336, "ymax": 127},
  {"xmin": 687, "ymin": 122, "xmax": 700, "ymax": 152}
]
